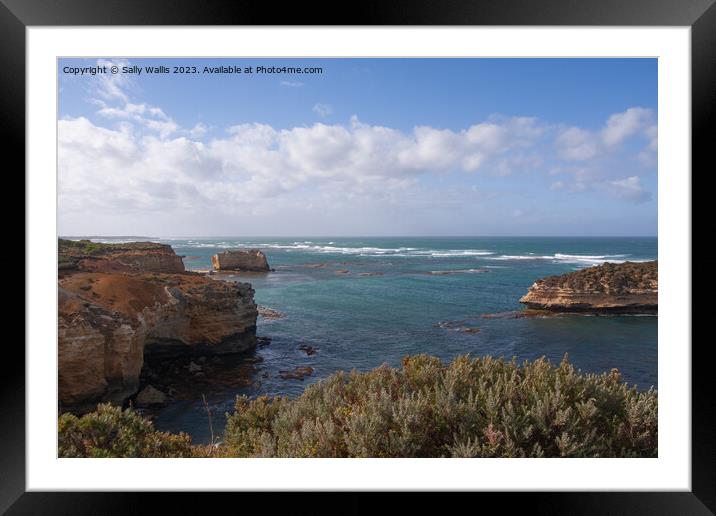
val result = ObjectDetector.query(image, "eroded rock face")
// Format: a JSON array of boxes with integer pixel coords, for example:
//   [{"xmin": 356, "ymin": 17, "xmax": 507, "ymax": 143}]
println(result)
[
  {"xmin": 100, "ymin": 249, "xmax": 185, "ymax": 274},
  {"xmin": 58, "ymin": 242, "xmax": 258, "ymax": 412},
  {"xmin": 58, "ymin": 286, "xmax": 144, "ymax": 410},
  {"xmin": 211, "ymin": 249, "xmax": 270, "ymax": 272},
  {"xmin": 519, "ymin": 261, "xmax": 657, "ymax": 313}
]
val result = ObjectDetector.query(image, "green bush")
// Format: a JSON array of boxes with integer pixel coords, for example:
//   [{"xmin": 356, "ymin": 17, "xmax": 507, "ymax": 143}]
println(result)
[
  {"xmin": 539, "ymin": 260, "xmax": 657, "ymax": 294},
  {"xmin": 221, "ymin": 354, "xmax": 657, "ymax": 458},
  {"xmin": 57, "ymin": 238, "xmax": 167, "ymax": 266},
  {"xmin": 58, "ymin": 355, "xmax": 658, "ymax": 458},
  {"xmin": 58, "ymin": 403, "xmax": 196, "ymax": 458}
]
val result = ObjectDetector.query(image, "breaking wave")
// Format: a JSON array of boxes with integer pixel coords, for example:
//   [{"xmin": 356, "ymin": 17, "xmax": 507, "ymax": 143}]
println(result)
[
  {"xmin": 486, "ymin": 253, "xmax": 650, "ymax": 265},
  {"xmin": 163, "ymin": 240, "xmax": 496, "ymax": 257}
]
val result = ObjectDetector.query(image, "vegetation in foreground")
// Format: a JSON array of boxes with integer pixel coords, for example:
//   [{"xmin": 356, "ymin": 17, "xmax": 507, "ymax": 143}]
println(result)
[
  {"xmin": 538, "ymin": 260, "xmax": 658, "ymax": 294},
  {"xmin": 59, "ymin": 403, "xmax": 202, "ymax": 458},
  {"xmin": 59, "ymin": 354, "xmax": 657, "ymax": 458}
]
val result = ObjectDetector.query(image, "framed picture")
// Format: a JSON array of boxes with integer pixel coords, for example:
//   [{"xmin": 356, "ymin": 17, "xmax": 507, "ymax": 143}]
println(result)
[{"xmin": 10, "ymin": 0, "xmax": 709, "ymax": 512}]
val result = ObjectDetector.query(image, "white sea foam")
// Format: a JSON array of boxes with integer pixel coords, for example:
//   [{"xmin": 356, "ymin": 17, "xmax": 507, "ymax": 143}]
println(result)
[
  {"xmin": 554, "ymin": 253, "xmax": 625, "ymax": 260},
  {"xmin": 166, "ymin": 240, "xmax": 653, "ymax": 266},
  {"xmin": 173, "ymin": 240, "xmax": 501, "ymax": 258},
  {"xmin": 240, "ymin": 244, "xmax": 429, "ymax": 255},
  {"xmin": 180, "ymin": 241, "xmax": 237, "ymax": 248},
  {"xmin": 409, "ymin": 249, "xmax": 494, "ymax": 257},
  {"xmin": 429, "ymin": 268, "xmax": 488, "ymax": 275},
  {"xmin": 486, "ymin": 253, "xmax": 651, "ymax": 266},
  {"xmin": 487, "ymin": 254, "xmax": 554, "ymax": 261},
  {"xmin": 238, "ymin": 243, "xmax": 415, "ymax": 255}
]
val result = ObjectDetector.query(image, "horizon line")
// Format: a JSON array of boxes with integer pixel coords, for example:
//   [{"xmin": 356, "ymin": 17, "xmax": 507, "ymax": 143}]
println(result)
[{"xmin": 59, "ymin": 234, "xmax": 659, "ymax": 239}]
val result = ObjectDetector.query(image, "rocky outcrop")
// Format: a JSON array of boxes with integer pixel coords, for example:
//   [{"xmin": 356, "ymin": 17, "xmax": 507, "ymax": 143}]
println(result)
[
  {"xmin": 58, "ymin": 240, "xmax": 258, "ymax": 412},
  {"xmin": 279, "ymin": 366, "xmax": 314, "ymax": 381},
  {"xmin": 257, "ymin": 305, "xmax": 285, "ymax": 320},
  {"xmin": 135, "ymin": 385, "xmax": 168, "ymax": 407},
  {"xmin": 59, "ymin": 239, "xmax": 185, "ymax": 274},
  {"xmin": 519, "ymin": 261, "xmax": 657, "ymax": 313},
  {"xmin": 211, "ymin": 249, "xmax": 270, "ymax": 272}
]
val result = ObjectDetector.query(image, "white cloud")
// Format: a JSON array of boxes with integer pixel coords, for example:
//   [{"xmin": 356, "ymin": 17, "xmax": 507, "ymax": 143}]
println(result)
[
  {"xmin": 97, "ymin": 102, "xmax": 169, "ymax": 120},
  {"xmin": 645, "ymin": 124, "xmax": 658, "ymax": 151},
  {"xmin": 187, "ymin": 122, "xmax": 208, "ymax": 138},
  {"xmin": 58, "ymin": 59, "xmax": 658, "ymax": 236},
  {"xmin": 556, "ymin": 107, "xmax": 657, "ymax": 169},
  {"xmin": 602, "ymin": 107, "xmax": 653, "ymax": 147},
  {"xmin": 97, "ymin": 101, "xmax": 178, "ymax": 138},
  {"xmin": 465, "ymin": 123, "xmax": 507, "ymax": 151},
  {"xmin": 605, "ymin": 176, "xmax": 651, "ymax": 203},
  {"xmin": 90, "ymin": 60, "xmax": 179, "ymax": 139},
  {"xmin": 93, "ymin": 59, "xmax": 132, "ymax": 103},
  {"xmin": 638, "ymin": 124, "xmax": 658, "ymax": 165},
  {"xmin": 556, "ymin": 127, "xmax": 598, "ymax": 161},
  {"xmin": 547, "ymin": 163, "xmax": 652, "ymax": 200},
  {"xmin": 58, "ymin": 113, "xmax": 549, "ymax": 218},
  {"xmin": 143, "ymin": 119, "xmax": 179, "ymax": 138},
  {"xmin": 312, "ymin": 103, "xmax": 334, "ymax": 117},
  {"xmin": 58, "ymin": 81, "xmax": 657, "ymax": 230}
]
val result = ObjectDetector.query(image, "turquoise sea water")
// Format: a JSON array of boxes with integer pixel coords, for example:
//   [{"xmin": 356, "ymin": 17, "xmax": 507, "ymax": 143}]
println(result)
[{"xmin": 90, "ymin": 236, "xmax": 658, "ymax": 442}]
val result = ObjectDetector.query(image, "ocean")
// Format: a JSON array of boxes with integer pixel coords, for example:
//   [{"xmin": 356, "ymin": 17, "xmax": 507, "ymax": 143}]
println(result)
[{"xmin": 90, "ymin": 236, "xmax": 658, "ymax": 442}]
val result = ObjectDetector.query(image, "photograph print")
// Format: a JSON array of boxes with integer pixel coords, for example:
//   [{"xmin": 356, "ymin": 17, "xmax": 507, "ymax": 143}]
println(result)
[{"xmin": 57, "ymin": 58, "xmax": 658, "ymax": 458}]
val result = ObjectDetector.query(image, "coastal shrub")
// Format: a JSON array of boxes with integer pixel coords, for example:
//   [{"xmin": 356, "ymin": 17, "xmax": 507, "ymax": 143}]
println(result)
[
  {"xmin": 539, "ymin": 260, "xmax": 657, "ymax": 294},
  {"xmin": 57, "ymin": 355, "xmax": 657, "ymax": 458},
  {"xmin": 220, "ymin": 355, "xmax": 657, "ymax": 458},
  {"xmin": 58, "ymin": 238, "xmax": 166, "ymax": 266},
  {"xmin": 58, "ymin": 403, "xmax": 196, "ymax": 458}
]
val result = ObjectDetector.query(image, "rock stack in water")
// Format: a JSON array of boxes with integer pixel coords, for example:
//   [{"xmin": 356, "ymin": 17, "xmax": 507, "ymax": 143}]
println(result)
[
  {"xmin": 211, "ymin": 249, "xmax": 270, "ymax": 272},
  {"xmin": 519, "ymin": 261, "xmax": 657, "ymax": 314}
]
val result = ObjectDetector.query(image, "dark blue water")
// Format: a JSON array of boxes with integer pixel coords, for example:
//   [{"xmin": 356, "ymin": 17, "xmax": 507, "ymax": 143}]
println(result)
[{"xmin": 96, "ymin": 236, "xmax": 657, "ymax": 442}]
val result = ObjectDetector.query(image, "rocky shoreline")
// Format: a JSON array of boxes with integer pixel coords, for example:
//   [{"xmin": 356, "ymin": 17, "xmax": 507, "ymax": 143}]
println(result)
[
  {"xmin": 58, "ymin": 239, "xmax": 259, "ymax": 413},
  {"xmin": 136, "ymin": 351, "xmax": 265, "ymax": 407},
  {"xmin": 519, "ymin": 261, "xmax": 657, "ymax": 314},
  {"xmin": 58, "ymin": 241, "xmax": 657, "ymax": 419}
]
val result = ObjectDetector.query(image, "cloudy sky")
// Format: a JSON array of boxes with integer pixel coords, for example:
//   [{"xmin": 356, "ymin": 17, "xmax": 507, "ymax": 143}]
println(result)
[{"xmin": 58, "ymin": 58, "xmax": 657, "ymax": 237}]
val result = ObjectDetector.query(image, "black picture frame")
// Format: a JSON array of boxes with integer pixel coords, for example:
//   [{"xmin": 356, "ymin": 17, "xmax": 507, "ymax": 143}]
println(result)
[{"xmin": 6, "ymin": 0, "xmax": 709, "ymax": 513}]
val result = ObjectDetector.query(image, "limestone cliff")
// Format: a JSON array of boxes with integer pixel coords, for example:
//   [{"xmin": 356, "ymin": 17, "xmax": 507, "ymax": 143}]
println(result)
[
  {"xmin": 58, "ymin": 240, "xmax": 258, "ymax": 412},
  {"xmin": 519, "ymin": 261, "xmax": 657, "ymax": 314},
  {"xmin": 211, "ymin": 249, "xmax": 270, "ymax": 272},
  {"xmin": 59, "ymin": 239, "xmax": 185, "ymax": 274}
]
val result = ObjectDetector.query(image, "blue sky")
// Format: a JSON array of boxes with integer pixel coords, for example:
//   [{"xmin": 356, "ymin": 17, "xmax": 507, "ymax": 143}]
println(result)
[{"xmin": 58, "ymin": 58, "xmax": 657, "ymax": 236}]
